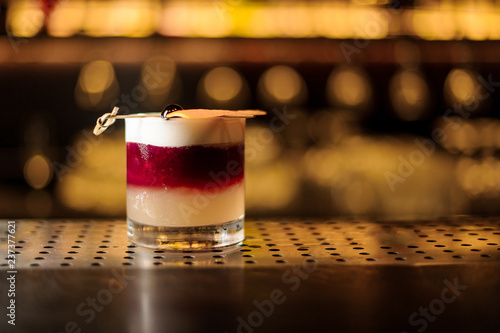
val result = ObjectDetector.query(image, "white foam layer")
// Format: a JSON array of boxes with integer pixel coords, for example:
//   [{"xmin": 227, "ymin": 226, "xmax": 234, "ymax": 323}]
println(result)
[
  {"xmin": 125, "ymin": 114, "xmax": 245, "ymax": 147},
  {"xmin": 127, "ymin": 183, "xmax": 244, "ymax": 227}
]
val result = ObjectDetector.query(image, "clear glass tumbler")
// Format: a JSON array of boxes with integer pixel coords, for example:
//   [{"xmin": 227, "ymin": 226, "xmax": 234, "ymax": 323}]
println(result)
[{"xmin": 125, "ymin": 116, "xmax": 245, "ymax": 250}]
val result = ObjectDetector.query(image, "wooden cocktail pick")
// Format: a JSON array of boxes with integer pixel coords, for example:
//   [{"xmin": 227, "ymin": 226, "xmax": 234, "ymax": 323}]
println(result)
[
  {"xmin": 163, "ymin": 109, "xmax": 267, "ymax": 119},
  {"xmin": 94, "ymin": 105, "xmax": 266, "ymax": 136}
]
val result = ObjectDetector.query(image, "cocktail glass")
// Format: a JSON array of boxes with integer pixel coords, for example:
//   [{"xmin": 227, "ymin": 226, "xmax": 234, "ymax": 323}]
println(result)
[{"xmin": 125, "ymin": 115, "xmax": 245, "ymax": 250}]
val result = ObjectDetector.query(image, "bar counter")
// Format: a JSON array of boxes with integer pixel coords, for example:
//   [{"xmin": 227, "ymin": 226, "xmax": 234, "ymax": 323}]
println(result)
[{"xmin": 1, "ymin": 217, "xmax": 500, "ymax": 333}]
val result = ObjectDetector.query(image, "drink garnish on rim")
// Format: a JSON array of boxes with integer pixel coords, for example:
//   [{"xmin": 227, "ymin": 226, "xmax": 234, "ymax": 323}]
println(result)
[{"xmin": 94, "ymin": 104, "xmax": 266, "ymax": 136}]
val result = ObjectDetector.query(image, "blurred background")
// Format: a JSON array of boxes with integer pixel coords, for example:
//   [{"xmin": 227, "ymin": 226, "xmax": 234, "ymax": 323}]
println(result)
[{"xmin": 1, "ymin": 0, "xmax": 500, "ymax": 219}]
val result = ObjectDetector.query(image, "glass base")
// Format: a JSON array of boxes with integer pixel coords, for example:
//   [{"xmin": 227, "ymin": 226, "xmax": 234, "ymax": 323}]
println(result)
[{"xmin": 127, "ymin": 216, "xmax": 244, "ymax": 250}]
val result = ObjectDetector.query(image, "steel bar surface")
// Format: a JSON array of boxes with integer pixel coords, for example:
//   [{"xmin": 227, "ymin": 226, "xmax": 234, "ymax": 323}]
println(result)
[{"xmin": 1, "ymin": 217, "xmax": 499, "ymax": 333}]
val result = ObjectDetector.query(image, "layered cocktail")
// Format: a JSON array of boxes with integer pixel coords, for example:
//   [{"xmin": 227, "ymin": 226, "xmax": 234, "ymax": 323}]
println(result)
[{"xmin": 125, "ymin": 116, "xmax": 246, "ymax": 249}]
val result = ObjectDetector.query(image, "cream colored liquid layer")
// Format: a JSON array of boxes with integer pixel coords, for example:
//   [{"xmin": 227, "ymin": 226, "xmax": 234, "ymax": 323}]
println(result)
[
  {"xmin": 125, "ymin": 116, "xmax": 245, "ymax": 147},
  {"xmin": 127, "ymin": 183, "xmax": 244, "ymax": 227}
]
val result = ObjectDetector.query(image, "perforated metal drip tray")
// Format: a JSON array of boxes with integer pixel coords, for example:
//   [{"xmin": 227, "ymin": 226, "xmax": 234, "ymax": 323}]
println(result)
[{"xmin": 2, "ymin": 217, "xmax": 500, "ymax": 269}]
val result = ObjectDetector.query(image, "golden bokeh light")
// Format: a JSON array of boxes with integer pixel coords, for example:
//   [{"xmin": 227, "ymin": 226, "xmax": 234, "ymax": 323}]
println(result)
[
  {"xmin": 302, "ymin": 135, "xmax": 460, "ymax": 217},
  {"xmin": 160, "ymin": 1, "xmax": 232, "ymax": 38},
  {"xmin": 244, "ymin": 122, "xmax": 302, "ymax": 211},
  {"xmin": 75, "ymin": 60, "xmax": 119, "ymax": 110},
  {"xmin": 350, "ymin": 6, "xmax": 389, "ymax": 39},
  {"xmin": 83, "ymin": 0, "xmax": 158, "ymax": 37},
  {"xmin": 245, "ymin": 125, "xmax": 283, "ymax": 165},
  {"xmin": 243, "ymin": 5, "xmax": 279, "ymax": 38},
  {"xmin": 457, "ymin": 1, "xmax": 490, "ymax": 41},
  {"xmin": 449, "ymin": 69, "xmax": 475, "ymax": 101},
  {"xmin": 80, "ymin": 60, "xmax": 115, "ymax": 94},
  {"xmin": 258, "ymin": 66, "xmax": 307, "ymax": 105},
  {"xmin": 326, "ymin": 67, "xmax": 372, "ymax": 114},
  {"xmin": 275, "ymin": 3, "xmax": 314, "ymax": 38},
  {"xmin": 202, "ymin": 67, "xmax": 244, "ymax": 102},
  {"xmin": 454, "ymin": 122, "xmax": 480, "ymax": 156},
  {"xmin": 24, "ymin": 154, "xmax": 53, "ymax": 190},
  {"xmin": 390, "ymin": 70, "xmax": 430, "ymax": 121},
  {"xmin": 7, "ymin": 0, "xmax": 44, "ymax": 37},
  {"xmin": 438, "ymin": 118, "xmax": 500, "ymax": 157},
  {"xmin": 456, "ymin": 156, "xmax": 500, "ymax": 198},
  {"xmin": 246, "ymin": 159, "xmax": 300, "ymax": 211},
  {"xmin": 158, "ymin": 1, "xmax": 192, "ymax": 37},
  {"xmin": 351, "ymin": 0, "xmax": 378, "ymax": 6},
  {"xmin": 314, "ymin": 3, "xmax": 350, "ymax": 39},
  {"xmin": 488, "ymin": 8, "xmax": 500, "ymax": 40},
  {"xmin": 56, "ymin": 130, "xmax": 126, "ymax": 216},
  {"xmin": 4, "ymin": 0, "xmax": 500, "ymax": 40},
  {"xmin": 410, "ymin": 4, "xmax": 456, "ymax": 40},
  {"xmin": 6, "ymin": 1, "xmax": 500, "ymax": 221},
  {"xmin": 444, "ymin": 68, "xmax": 481, "ymax": 108},
  {"xmin": 191, "ymin": 3, "xmax": 233, "ymax": 38},
  {"xmin": 303, "ymin": 147, "xmax": 347, "ymax": 188},
  {"xmin": 441, "ymin": 121, "xmax": 480, "ymax": 156},
  {"xmin": 47, "ymin": 0, "xmax": 86, "ymax": 37}
]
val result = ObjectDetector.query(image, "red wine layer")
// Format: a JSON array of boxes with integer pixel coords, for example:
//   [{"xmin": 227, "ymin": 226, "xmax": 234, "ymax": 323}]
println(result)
[{"xmin": 127, "ymin": 142, "xmax": 244, "ymax": 189}]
